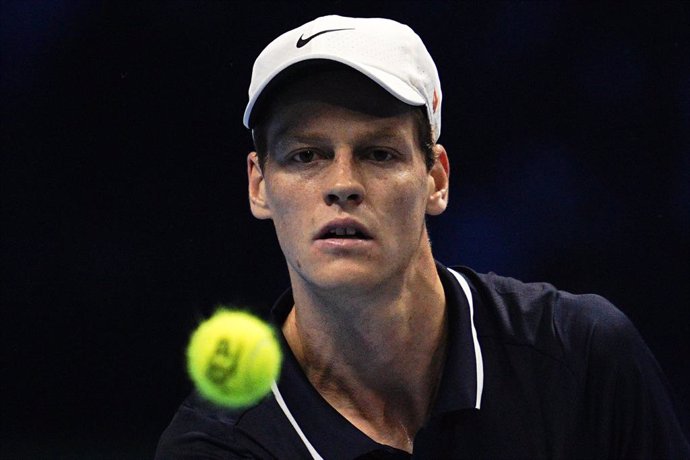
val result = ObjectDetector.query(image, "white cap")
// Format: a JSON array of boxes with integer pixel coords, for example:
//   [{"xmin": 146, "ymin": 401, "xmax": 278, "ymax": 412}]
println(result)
[{"xmin": 243, "ymin": 15, "xmax": 442, "ymax": 141}]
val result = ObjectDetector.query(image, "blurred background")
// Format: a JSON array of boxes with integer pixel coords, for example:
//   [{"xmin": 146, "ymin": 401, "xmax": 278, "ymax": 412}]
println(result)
[{"xmin": 2, "ymin": 1, "xmax": 688, "ymax": 457}]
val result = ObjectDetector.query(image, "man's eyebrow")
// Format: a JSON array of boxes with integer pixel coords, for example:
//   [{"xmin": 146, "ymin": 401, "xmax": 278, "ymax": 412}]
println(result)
[
  {"xmin": 359, "ymin": 129, "xmax": 409, "ymax": 144},
  {"xmin": 272, "ymin": 132, "xmax": 333, "ymax": 150}
]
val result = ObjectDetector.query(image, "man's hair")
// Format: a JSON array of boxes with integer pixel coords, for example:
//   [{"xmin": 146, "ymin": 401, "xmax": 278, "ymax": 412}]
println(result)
[{"xmin": 252, "ymin": 106, "xmax": 435, "ymax": 172}]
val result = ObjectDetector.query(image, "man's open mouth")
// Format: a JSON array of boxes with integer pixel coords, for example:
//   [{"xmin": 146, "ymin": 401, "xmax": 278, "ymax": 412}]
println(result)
[
  {"xmin": 319, "ymin": 227, "xmax": 372, "ymax": 239},
  {"xmin": 316, "ymin": 221, "xmax": 373, "ymax": 240}
]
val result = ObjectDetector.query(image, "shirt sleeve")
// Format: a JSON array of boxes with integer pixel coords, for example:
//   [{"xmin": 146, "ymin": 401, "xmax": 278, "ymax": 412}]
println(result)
[
  {"xmin": 155, "ymin": 394, "xmax": 257, "ymax": 460},
  {"xmin": 573, "ymin": 297, "xmax": 690, "ymax": 459}
]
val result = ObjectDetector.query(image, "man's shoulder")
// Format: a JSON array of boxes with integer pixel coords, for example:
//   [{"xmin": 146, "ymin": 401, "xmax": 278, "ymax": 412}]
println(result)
[
  {"xmin": 155, "ymin": 392, "xmax": 255, "ymax": 459},
  {"xmin": 449, "ymin": 265, "xmax": 638, "ymax": 366},
  {"xmin": 454, "ymin": 266, "xmax": 627, "ymax": 325},
  {"xmin": 442, "ymin": 266, "xmax": 690, "ymax": 456},
  {"xmin": 155, "ymin": 391, "xmax": 307, "ymax": 459}
]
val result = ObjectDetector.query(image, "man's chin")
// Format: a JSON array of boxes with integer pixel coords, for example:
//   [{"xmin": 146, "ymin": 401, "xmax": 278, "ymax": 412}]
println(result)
[{"xmin": 297, "ymin": 263, "xmax": 388, "ymax": 295}]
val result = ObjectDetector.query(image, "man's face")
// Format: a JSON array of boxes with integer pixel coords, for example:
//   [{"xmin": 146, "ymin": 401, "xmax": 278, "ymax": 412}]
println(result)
[{"xmin": 247, "ymin": 67, "xmax": 449, "ymax": 295}]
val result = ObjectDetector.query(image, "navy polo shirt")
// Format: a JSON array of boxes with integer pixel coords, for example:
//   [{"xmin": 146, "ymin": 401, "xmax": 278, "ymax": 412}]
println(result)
[{"xmin": 156, "ymin": 262, "xmax": 689, "ymax": 459}]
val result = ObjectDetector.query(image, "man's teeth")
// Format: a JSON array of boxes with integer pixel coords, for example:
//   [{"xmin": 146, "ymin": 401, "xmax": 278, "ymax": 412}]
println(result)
[{"xmin": 331, "ymin": 228, "xmax": 357, "ymax": 236}]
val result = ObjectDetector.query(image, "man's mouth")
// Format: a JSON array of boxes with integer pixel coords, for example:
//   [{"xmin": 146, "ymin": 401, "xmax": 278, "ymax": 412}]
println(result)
[
  {"xmin": 320, "ymin": 227, "xmax": 372, "ymax": 240},
  {"xmin": 316, "ymin": 221, "xmax": 373, "ymax": 240}
]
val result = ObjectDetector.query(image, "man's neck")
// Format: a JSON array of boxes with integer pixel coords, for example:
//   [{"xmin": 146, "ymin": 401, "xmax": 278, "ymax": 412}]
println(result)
[{"xmin": 281, "ymin": 253, "xmax": 447, "ymax": 452}]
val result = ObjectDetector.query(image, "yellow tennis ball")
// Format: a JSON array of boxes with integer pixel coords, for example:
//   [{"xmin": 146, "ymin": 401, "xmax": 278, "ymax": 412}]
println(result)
[{"xmin": 186, "ymin": 309, "xmax": 282, "ymax": 408}]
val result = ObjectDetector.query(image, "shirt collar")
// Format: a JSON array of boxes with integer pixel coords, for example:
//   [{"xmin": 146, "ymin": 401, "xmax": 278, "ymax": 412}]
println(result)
[{"xmin": 432, "ymin": 261, "xmax": 483, "ymax": 414}]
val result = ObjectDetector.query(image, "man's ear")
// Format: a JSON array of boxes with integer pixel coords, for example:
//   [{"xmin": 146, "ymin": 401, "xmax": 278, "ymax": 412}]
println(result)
[
  {"xmin": 247, "ymin": 152, "xmax": 272, "ymax": 220},
  {"xmin": 426, "ymin": 144, "xmax": 450, "ymax": 216}
]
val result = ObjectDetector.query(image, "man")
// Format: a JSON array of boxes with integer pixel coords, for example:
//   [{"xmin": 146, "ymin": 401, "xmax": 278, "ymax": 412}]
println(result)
[{"xmin": 157, "ymin": 15, "xmax": 688, "ymax": 459}]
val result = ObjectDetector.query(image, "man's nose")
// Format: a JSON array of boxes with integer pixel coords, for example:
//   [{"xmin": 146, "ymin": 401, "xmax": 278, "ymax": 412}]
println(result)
[{"xmin": 323, "ymin": 154, "xmax": 365, "ymax": 206}]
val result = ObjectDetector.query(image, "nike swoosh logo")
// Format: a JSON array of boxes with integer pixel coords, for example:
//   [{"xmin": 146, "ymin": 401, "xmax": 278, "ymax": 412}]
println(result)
[{"xmin": 296, "ymin": 28, "xmax": 354, "ymax": 48}]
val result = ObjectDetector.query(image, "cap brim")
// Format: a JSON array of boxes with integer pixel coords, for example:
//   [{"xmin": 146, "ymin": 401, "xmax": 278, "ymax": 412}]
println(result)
[{"xmin": 243, "ymin": 55, "xmax": 426, "ymax": 128}]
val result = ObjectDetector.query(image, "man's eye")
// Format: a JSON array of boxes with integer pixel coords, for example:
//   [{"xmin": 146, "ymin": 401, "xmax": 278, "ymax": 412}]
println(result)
[
  {"xmin": 368, "ymin": 149, "xmax": 394, "ymax": 162},
  {"xmin": 292, "ymin": 149, "xmax": 317, "ymax": 163}
]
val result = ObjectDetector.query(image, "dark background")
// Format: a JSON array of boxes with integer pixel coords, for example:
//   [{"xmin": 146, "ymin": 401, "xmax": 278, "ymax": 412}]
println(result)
[{"xmin": 2, "ymin": 1, "xmax": 688, "ymax": 457}]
